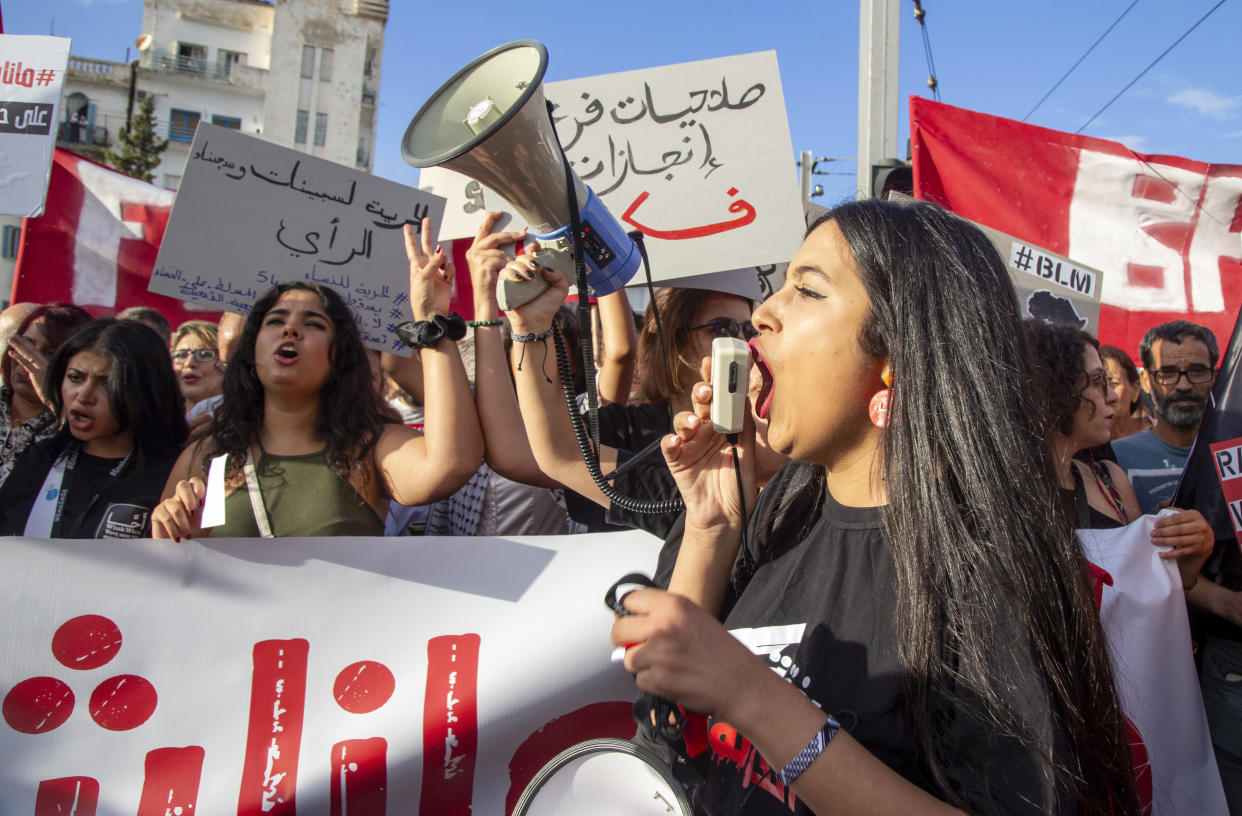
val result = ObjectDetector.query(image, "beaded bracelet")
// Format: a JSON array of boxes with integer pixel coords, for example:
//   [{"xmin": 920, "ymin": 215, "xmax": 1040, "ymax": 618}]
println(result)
[
  {"xmin": 469, "ymin": 319, "xmax": 504, "ymax": 327},
  {"xmin": 776, "ymin": 714, "xmax": 841, "ymax": 786}
]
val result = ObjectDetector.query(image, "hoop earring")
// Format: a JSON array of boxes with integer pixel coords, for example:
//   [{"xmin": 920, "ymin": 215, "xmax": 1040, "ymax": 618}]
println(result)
[{"xmin": 868, "ymin": 389, "xmax": 891, "ymax": 429}]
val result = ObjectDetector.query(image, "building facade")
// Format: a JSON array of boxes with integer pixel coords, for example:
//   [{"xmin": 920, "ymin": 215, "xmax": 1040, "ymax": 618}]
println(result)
[{"xmin": 54, "ymin": 0, "xmax": 386, "ymax": 190}]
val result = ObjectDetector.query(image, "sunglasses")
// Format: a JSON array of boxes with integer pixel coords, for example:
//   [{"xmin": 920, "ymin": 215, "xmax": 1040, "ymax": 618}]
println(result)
[{"xmin": 693, "ymin": 317, "xmax": 758, "ymax": 341}]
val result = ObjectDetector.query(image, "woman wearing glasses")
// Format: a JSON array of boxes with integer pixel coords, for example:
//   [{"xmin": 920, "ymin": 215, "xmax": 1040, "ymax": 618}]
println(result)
[
  {"xmin": 1024, "ymin": 320, "xmax": 1212, "ymax": 577},
  {"xmin": 170, "ymin": 320, "xmax": 223, "ymax": 417},
  {"xmin": 606, "ymin": 200, "xmax": 1145, "ymax": 815}
]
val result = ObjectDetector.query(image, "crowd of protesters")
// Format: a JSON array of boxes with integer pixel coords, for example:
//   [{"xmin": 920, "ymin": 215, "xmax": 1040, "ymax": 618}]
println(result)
[{"xmin": 1, "ymin": 197, "xmax": 1238, "ymax": 814}]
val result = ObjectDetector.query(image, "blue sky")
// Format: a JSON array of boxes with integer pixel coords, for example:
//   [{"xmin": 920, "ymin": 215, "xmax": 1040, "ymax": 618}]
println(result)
[{"xmin": 5, "ymin": 0, "xmax": 1238, "ymax": 203}]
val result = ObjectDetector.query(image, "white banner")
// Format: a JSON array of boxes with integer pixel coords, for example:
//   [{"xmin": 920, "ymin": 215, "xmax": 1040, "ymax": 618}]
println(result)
[
  {"xmin": 0, "ymin": 35, "xmax": 70, "ymax": 217},
  {"xmin": 1079, "ymin": 516, "xmax": 1228, "ymax": 815},
  {"xmin": 149, "ymin": 124, "xmax": 447, "ymax": 352},
  {"xmin": 419, "ymin": 50, "xmax": 804, "ymax": 300},
  {"xmin": 0, "ymin": 531, "xmax": 662, "ymax": 814}
]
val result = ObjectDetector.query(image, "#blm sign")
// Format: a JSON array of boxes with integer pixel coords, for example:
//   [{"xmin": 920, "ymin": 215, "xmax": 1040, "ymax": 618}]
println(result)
[
  {"xmin": 0, "ymin": 35, "xmax": 71, "ymax": 217},
  {"xmin": 419, "ymin": 50, "xmax": 804, "ymax": 301},
  {"xmin": 149, "ymin": 124, "xmax": 447, "ymax": 352}
]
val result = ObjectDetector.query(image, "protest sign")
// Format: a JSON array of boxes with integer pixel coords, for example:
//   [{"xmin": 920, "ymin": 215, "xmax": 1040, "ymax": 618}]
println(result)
[
  {"xmin": 419, "ymin": 50, "xmax": 804, "ymax": 300},
  {"xmin": 0, "ymin": 530, "xmax": 662, "ymax": 814},
  {"xmin": 149, "ymin": 124, "xmax": 447, "ymax": 352},
  {"xmin": 1079, "ymin": 517, "xmax": 1228, "ymax": 815},
  {"xmin": 977, "ymin": 224, "xmax": 1103, "ymax": 332},
  {"xmin": 0, "ymin": 35, "xmax": 70, "ymax": 217},
  {"xmin": 910, "ymin": 97, "xmax": 1242, "ymax": 353}
]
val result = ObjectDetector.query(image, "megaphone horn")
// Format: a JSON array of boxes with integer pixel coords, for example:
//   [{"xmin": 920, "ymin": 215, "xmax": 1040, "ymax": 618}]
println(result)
[{"xmin": 401, "ymin": 40, "xmax": 640, "ymax": 310}]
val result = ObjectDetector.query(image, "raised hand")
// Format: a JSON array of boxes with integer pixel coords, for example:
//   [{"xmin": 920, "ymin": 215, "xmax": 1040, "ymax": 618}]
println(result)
[{"xmin": 403, "ymin": 217, "xmax": 453, "ymax": 322}]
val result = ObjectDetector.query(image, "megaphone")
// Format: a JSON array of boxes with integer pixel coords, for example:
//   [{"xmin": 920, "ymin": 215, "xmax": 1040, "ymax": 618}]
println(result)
[{"xmin": 401, "ymin": 40, "xmax": 640, "ymax": 310}]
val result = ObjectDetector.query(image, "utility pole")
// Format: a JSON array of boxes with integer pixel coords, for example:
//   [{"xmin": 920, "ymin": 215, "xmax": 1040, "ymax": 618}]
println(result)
[{"xmin": 857, "ymin": 0, "xmax": 900, "ymax": 199}]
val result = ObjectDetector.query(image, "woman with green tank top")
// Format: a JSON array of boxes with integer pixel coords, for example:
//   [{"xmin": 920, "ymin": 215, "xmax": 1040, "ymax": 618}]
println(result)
[{"xmin": 150, "ymin": 220, "xmax": 484, "ymax": 539}]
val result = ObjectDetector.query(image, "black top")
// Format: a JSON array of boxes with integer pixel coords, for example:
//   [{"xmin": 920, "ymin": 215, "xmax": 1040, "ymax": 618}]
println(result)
[
  {"xmin": 0, "ymin": 434, "xmax": 178, "ymax": 538},
  {"xmin": 563, "ymin": 401, "xmax": 679, "ymax": 534},
  {"xmin": 692, "ymin": 462, "xmax": 1073, "ymax": 816}
]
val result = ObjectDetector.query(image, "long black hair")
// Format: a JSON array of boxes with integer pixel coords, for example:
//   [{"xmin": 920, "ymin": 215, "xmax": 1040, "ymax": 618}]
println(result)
[
  {"xmin": 769, "ymin": 200, "xmax": 1137, "ymax": 813},
  {"xmin": 208, "ymin": 281, "xmax": 393, "ymax": 480},
  {"xmin": 45, "ymin": 318, "xmax": 188, "ymax": 458}
]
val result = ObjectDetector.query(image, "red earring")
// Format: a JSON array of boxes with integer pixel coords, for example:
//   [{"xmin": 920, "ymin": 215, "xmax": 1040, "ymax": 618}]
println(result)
[
  {"xmin": 869, "ymin": 372, "xmax": 892, "ymax": 429},
  {"xmin": 868, "ymin": 390, "xmax": 890, "ymax": 428}
]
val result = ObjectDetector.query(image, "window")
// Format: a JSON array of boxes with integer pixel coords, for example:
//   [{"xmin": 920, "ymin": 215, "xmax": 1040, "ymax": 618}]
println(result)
[
  {"xmin": 314, "ymin": 113, "xmax": 328, "ymax": 146},
  {"xmin": 363, "ymin": 46, "xmax": 377, "ymax": 78},
  {"xmin": 319, "ymin": 49, "xmax": 333, "ymax": 82},
  {"xmin": 176, "ymin": 42, "xmax": 206, "ymax": 74},
  {"xmin": 1, "ymin": 225, "xmax": 19, "ymax": 261},
  {"xmin": 212, "ymin": 115, "xmax": 241, "ymax": 130},
  {"xmin": 300, "ymin": 46, "xmax": 315, "ymax": 79},
  {"xmin": 295, "ymin": 110, "xmax": 308, "ymax": 143},
  {"xmin": 169, "ymin": 109, "xmax": 200, "ymax": 142},
  {"xmin": 218, "ymin": 50, "xmax": 246, "ymax": 76}
]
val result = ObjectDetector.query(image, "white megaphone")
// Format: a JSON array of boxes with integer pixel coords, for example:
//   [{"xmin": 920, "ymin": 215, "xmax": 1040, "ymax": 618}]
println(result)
[{"xmin": 401, "ymin": 40, "xmax": 641, "ymax": 310}]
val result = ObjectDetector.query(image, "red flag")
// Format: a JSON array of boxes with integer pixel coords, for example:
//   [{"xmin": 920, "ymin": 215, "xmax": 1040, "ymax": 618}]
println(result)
[
  {"xmin": 13, "ymin": 149, "xmax": 220, "ymax": 328},
  {"xmin": 911, "ymin": 98, "xmax": 1242, "ymax": 355}
]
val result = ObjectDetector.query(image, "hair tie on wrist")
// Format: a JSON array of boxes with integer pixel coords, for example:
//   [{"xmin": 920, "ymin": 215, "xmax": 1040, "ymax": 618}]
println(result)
[
  {"xmin": 468, "ymin": 319, "xmax": 504, "ymax": 328},
  {"xmin": 394, "ymin": 313, "xmax": 467, "ymax": 349}
]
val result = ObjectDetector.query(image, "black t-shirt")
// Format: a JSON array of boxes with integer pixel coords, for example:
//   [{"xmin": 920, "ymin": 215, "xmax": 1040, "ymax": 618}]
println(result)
[
  {"xmin": 693, "ymin": 462, "xmax": 1073, "ymax": 816},
  {"xmin": 564, "ymin": 401, "xmax": 677, "ymax": 533},
  {"xmin": 0, "ymin": 435, "xmax": 176, "ymax": 539}
]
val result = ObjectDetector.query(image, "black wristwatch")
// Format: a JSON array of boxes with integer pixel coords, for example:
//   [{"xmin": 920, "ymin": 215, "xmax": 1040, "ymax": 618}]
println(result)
[{"xmin": 395, "ymin": 313, "xmax": 468, "ymax": 349}]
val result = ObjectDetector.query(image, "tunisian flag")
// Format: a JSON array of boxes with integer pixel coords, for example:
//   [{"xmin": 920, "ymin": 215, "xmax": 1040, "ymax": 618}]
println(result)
[
  {"xmin": 911, "ymin": 98, "xmax": 1242, "ymax": 356},
  {"xmin": 12, "ymin": 149, "xmax": 219, "ymax": 328}
]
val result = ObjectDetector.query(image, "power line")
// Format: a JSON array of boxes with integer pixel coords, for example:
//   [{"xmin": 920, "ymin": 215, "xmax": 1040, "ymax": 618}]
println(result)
[
  {"xmin": 1022, "ymin": 0, "xmax": 1140, "ymax": 122},
  {"xmin": 1076, "ymin": 0, "xmax": 1228, "ymax": 134}
]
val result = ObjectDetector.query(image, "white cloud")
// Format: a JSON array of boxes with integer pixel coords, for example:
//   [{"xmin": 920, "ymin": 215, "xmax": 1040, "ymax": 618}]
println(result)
[{"xmin": 1167, "ymin": 87, "xmax": 1241, "ymax": 120}]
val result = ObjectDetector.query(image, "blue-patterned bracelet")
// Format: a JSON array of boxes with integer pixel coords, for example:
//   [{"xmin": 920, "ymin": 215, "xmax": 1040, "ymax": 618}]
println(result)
[{"xmin": 776, "ymin": 714, "xmax": 841, "ymax": 786}]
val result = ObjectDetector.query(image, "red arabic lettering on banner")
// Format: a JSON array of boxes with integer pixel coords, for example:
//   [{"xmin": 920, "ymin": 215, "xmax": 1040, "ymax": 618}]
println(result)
[
  {"xmin": 13, "ymin": 149, "xmax": 219, "ymax": 327},
  {"xmin": 910, "ymin": 97, "xmax": 1242, "ymax": 356}
]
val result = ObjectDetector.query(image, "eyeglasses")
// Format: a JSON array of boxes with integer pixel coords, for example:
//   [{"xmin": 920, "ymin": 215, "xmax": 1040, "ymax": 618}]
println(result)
[
  {"xmin": 171, "ymin": 348, "xmax": 218, "ymax": 364},
  {"xmin": 1151, "ymin": 365, "xmax": 1213, "ymax": 386},
  {"xmin": 693, "ymin": 317, "xmax": 758, "ymax": 341}
]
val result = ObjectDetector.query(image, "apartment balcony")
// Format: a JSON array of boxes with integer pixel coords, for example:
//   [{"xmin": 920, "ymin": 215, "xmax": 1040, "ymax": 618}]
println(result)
[
  {"xmin": 57, "ymin": 121, "xmax": 109, "ymax": 147},
  {"xmin": 142, "ymin": 50, "xmax": 266, "ymax": 92},
  {"xmin": 65, "ymin": 56, "xmax": 131, "ymax": 89}
]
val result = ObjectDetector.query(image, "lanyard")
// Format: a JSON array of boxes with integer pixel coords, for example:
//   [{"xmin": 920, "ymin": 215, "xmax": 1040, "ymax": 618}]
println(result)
[
  {"xmin": 243, "ymin": 448, "xmax": 275, "ymax": 538},
  {"xmin": 25, "ymin": 444, "xmax": 129, "ymax": 537}
]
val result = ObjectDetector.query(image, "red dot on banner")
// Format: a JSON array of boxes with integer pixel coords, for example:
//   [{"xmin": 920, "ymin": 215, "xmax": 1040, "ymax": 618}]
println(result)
[
  {"xmin": 3, "ymin": 676, "xmax": 75, "ymax": 734},
  {"xmin": 51, "ymin": 614, "xmax": 122, "ymax": 671},
  {"xmin": 333, "ymin": 661, "xmax": 395, "ymax": 714},
  {"xmin": 89, "ymin": 674, "xmax": 157, "ymax": 731}
]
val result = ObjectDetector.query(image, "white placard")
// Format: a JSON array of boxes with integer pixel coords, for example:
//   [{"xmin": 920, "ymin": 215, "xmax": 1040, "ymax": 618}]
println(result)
[
  {"xmin": 0, "ymin": 35, "xmax": 70, "ymax": 217},
  {"xmin": 150, "ymin": 124, "xmax": 447, "ymax": 352},
  {"xmin": 419, "ymin": 50, "xmax": 804, "ymax": 291},
  {"xmin": 0, "ymin": 531, "xmax": 662, "ymax": 813}
]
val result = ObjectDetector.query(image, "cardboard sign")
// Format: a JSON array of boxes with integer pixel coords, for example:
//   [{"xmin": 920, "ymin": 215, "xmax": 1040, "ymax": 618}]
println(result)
[
  {"xmin": 0, "ymin": 35, "xmax": 70, "ymax": 217},
  {"xmin": 149, "ymin": 124, "xmax": 447, "ymax": 352},
  {"xmin": 419, "ymin": 50, "xmax": 804, "ymax": 300},
  {"xmin": 0, "ymin": 531, "xmax": 662, "ymax": 813}
]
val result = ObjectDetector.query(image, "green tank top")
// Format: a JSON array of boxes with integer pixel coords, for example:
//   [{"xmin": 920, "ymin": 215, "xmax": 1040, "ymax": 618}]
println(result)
[{"xmin": 209, "ymin": 448, "xmax": 384, "ymax": 538}]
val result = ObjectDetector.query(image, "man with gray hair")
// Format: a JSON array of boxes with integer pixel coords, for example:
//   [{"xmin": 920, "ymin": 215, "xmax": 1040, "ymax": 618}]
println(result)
[{"xmin": 1113, "ymin": 319, "xmax": 1218, "ymax": 514}]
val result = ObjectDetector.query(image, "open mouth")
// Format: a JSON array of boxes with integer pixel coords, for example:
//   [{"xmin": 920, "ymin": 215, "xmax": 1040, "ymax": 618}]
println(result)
[
  {"xmin": 749, "ymin": 339, "xmax": 774, "ymax": 420},
  {"xmin": 276, "ymin": 344, "xmax": 299, "ymax": 361}
]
